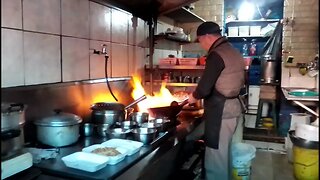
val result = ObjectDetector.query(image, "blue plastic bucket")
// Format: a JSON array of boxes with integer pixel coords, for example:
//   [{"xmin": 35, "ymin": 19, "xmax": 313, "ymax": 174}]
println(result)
[{"xmin": 231, "ymin": 143, "xmax": 256, "ymax": 180}]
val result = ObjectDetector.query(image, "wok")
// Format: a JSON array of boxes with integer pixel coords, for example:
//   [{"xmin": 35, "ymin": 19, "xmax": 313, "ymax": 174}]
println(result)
[{"xmin": 147, "ymin": 99, "xmax": 188, "ymax": 119}]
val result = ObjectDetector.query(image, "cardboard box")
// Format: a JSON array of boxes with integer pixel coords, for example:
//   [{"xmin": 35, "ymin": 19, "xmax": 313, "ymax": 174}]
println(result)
[
  {"xmin": 260, "ymin": 85, "xmax": 276, "ymax": 93},
  {"xmin": 259, "ymin": 91, "xmax": 276, "ymax": 100}
]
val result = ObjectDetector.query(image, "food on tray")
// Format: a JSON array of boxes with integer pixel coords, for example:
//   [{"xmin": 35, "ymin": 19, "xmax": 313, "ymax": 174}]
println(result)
[{"xmin": 91, "ymin": 147, "xmax": 121, "ymax": 156}]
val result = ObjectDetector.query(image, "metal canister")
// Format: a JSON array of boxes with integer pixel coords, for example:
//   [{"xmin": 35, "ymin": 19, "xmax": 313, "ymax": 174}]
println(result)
[{"xmin": 260, "ymin": 55, "xmax": 277, "ymax": 83}]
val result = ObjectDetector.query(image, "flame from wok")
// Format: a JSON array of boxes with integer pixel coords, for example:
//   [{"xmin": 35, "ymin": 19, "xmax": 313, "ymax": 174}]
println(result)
[{"xmin": 131, "ymin": 76, "xmax": 179, "ymax": 113}]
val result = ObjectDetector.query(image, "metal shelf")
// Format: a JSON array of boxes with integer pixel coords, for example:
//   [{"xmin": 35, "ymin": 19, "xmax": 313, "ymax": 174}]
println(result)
[
  {"xmin": 145, "ymin": 65, "xmax": 205, "ymax": 70},
  {"xmin": 162, "ymin": 7, "xmax": 206, "ymax": 23},
  {"xmin": 226, "ymin": 19, "xmax": 280, "ymax": 25}
]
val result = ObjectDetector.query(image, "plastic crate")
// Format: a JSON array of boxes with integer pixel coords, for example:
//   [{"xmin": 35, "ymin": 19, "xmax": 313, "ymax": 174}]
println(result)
[
  {"xmin": 159, "ymin": 58, "xmax": 177, "ymax": 65},
  {"xmin": 178, "ymin": 58, "xmax": 198, "ymax": 65}
]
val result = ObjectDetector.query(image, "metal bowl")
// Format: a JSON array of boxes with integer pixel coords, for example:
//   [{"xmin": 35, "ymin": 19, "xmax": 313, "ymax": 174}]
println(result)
[
  {"xmin": 132, "ymin": 128, "xmax": 157, "ymax": 144},
  {"xmin": 140, "ymin": 122, "xmax": 162, "ymax": 132},
  {"xmin": 106, "ymin": 128, "xmax": 132, "ymax": 139},
  {"xmin": 121, "ymin": 121, "xmax": 138, "ymax": 130},
  {"xmin": 129, "ymin": 112, "xmax": 149, "ymax": 126},
  {"xmin": 96, "ymin": 124, "xmax": 111, "ymax": 137}
]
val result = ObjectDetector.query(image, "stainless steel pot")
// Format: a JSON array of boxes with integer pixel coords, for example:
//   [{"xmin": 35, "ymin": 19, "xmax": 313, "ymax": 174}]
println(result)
[
  {"xmin": 1, "ymin": 128, "xmax": 24, "ymax": 158},
  {"xmin": 91, "ymin": 95, "xmax": 147, "ymax": 126},
  {"xmin": 1, "ymin": 103, "xmax": 26, "ymax": 132},
  {"xmin": 91, "ymin": 103, "xmax": 126, "ymax": 125},
  {"xmin": 34, "ymin": 110, "xmax": 82, "ymax": 147}
]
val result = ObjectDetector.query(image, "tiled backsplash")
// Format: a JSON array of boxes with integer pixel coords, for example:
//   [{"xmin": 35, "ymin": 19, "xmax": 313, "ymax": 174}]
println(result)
[
  {"xmin": 1, "ymin": 0, "xmax": 152, "ymax": 88},
  {"xmin": 1, "ymin": 0, "xmax": 178, "ymax": 88}
]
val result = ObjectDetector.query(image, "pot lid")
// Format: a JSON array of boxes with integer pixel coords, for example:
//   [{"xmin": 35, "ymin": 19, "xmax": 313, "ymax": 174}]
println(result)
[
  {"xmin": 91, "ymin": 102, "xmax": 125, "ymax": 111},
  {"xmin": 34, "ymin": 110, "xmax": 82, "ymax": 127},
  {"xmin": 1, "ymin": 103, "xmax": 25, "ymax": 113}
]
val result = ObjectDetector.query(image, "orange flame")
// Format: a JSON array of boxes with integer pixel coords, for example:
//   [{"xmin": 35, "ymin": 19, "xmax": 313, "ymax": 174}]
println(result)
[{"xmin": 131, "ymin": 76, "xmax": 179, "ymax": 112}]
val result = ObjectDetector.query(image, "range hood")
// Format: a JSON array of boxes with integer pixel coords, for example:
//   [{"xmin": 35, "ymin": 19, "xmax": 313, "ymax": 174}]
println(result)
[{"xmin": 92, "ymin": 0, "xmax": 199, "ymax": 21}]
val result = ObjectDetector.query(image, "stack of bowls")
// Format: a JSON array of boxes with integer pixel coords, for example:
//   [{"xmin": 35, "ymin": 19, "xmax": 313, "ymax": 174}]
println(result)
[
  {"xmin": 132, "ymin": 128, "xmax": 157, "ymax": 144},
  {"xmin": 106, "ymin": 128, "xmax": 132, "ymax": 139}
]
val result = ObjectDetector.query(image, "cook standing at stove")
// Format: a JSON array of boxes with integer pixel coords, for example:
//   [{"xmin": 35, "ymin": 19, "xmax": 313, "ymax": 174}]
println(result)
[{"xmin": 188, "ymin": 21, "xmax": 245, "ymax": 180}]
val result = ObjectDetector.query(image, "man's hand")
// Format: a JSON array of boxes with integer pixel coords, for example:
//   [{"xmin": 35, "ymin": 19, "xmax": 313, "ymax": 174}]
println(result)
[{"xmin": 188, "ymin": 93, "xmax": 198, "ymax": 104}]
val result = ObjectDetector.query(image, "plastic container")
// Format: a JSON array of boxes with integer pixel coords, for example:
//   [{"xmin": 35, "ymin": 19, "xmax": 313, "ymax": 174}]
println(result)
[
  {"xmin": 82, "ymin": 144, "xmax": 128, "ymax": 165},
  {"xmin": 290, "ymin": 113, "xmax": 311, "ymax": 130},
  {"xmin": 289, "ymin": 131, "xmax": 319, "ymax": 180},
  {"xmin": 61, "ymin": 152, "xmax": 109, "ymax": 172},
  {"xmin": 101, "ymin": 139, "xmax": 144, "ymax": 156},
  {"xmin": 293, "ymin": 146, "xmax": 318, "ymax": 180},
  {"xmin": 239, "ymin": 26, "xmax": 249, "ymax": 36},
  {"xmin": 228, "ymin": 27, "xmax": 239, "ymax": 37},
  {"xmin": 231, "ymin": 143, "xmax": 256, "ymax": 180},
  {"xmin": 249, "ymin": 26, "xmax": 261, "ymax": 36},
  {"xmin": 295, "ymin": 124, "xmax": 319, "ymax": 142}
]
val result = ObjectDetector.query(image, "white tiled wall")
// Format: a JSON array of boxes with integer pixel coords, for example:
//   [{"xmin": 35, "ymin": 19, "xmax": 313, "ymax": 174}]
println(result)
[
  {"xmin": 1, "ymin": 0, "xmax": 148, "ymax": 88},
  {"xmin": 111, "ymin": 43, "xmax": 129, "ymax": 77},
  {"xmin": 1, "ymin": 29, "xmax": 24, "ymax": 87},
  {"xmin": 89, "ymin": 2, "xmax": 111, "ymax": 41},
  {"xmin": 111, "ymin": 9, "xmax": 128, "ymax": 44},
  {"xmin": 89, "ymin": 40, "xmax": 111, "ymax": 79},
  {"xmin": 62, "ymin": 0, "xmax": 89, "ymax": 38},
  {"xmin": 24, "ymin": 32, "xmax": 61, "ymax": 85},
  {"xmin": 23, "ymin": 0, "xmax": 61, "ymax": 34},
  {"xmin": 1, "ymin": 0, "xmax": 22, "ymax": 29},
  {"xmin": 62, "ymin": 37, "xmax": 90, "ymax": 82}
]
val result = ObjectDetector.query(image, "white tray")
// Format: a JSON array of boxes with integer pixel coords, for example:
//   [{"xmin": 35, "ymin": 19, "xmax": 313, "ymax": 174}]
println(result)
[
  {"xmin": 82, "ymin": 144, "xmax": 128, "ymax": 165},
  {"xmin": 101, "ymin": 139, "xmax": 144, "ymax": 156},
  {"xmin": 61, "ymin": 152, "xmax": 109, "ymax": 172}
]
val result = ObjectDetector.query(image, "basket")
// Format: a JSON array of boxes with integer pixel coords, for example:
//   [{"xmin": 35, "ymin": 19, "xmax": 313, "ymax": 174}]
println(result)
[{"xmin": 178, "ymin": 58, "xmax": 198, "ymax": 65}]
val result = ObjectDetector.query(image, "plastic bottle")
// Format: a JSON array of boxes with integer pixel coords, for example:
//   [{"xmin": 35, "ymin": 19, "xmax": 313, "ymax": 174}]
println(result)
[
  {"xmin": 249, "ymin": 39, "xmax": 257, "ymax": 56},
  {"xmin": 242, "ymin": 43, "xmax": 248, "ymax": 56}
]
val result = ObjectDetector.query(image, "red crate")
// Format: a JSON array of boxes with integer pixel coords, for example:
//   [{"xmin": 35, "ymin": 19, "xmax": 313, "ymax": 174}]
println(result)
[
  {"xmin": 159, "ymin": 58, "xmax": 177, "ymax": 65},
  {"xmin": 178, "ymin": 58, "xmax": 198, "ymax": 65}
]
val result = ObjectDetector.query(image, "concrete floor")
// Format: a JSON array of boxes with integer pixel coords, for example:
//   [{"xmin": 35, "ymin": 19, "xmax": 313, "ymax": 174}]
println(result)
[{"xmin": 251, "ymin": 150, "xmax": 295, "ymax": 180}]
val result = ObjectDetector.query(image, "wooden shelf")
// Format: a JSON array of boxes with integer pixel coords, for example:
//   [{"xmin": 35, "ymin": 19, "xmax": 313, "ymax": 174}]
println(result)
[{"xmin": 145, "ymin": 65, "xmax": 205, "ymax": 70}]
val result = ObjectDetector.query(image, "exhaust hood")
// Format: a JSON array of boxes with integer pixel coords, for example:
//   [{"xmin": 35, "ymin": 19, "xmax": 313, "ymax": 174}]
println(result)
[{"xmin": 91, "ymin": 0, "xmax": 200, "ymax": 21}]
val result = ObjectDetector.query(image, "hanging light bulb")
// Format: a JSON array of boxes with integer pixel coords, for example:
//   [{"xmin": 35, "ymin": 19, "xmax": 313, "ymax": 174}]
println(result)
[{"xmin": 238, "ymin": 0, "xmax": 255, "ymax": 20}]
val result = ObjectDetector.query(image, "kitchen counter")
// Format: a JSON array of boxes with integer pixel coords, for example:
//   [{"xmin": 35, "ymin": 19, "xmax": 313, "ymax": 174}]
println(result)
[{"xmin": 27, "ymin": 116, "xmax": 203, "ymax": 180}]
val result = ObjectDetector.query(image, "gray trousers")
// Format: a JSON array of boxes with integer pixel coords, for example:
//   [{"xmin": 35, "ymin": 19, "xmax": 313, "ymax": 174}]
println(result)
[{"xmin": 186, "ymin": 117, "xmax": 239, "ymax": 180}]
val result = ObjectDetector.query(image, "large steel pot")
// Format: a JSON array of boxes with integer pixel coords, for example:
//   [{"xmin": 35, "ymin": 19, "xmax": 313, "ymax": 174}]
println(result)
[
  {"xmin": 1, "ymin": 103, "xmax": 26, "ymax": 132},
  {"xmin": 1, "ymin": 128, "xmax": 25, "ymax": 158},
  {"xmin": 91, "ymin": 103, "xmax": 126, "ymax": 125},
  {"xmin": 34, "ymin": 110, "xmax": 82, "ymax": 147},
  {"xmin": 91, "ymin": 95, "xmax": 147, "ymax": 126},
  {"xmin": 1, "ymin": 103, "xmax": 26, "ymax": 158}
]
